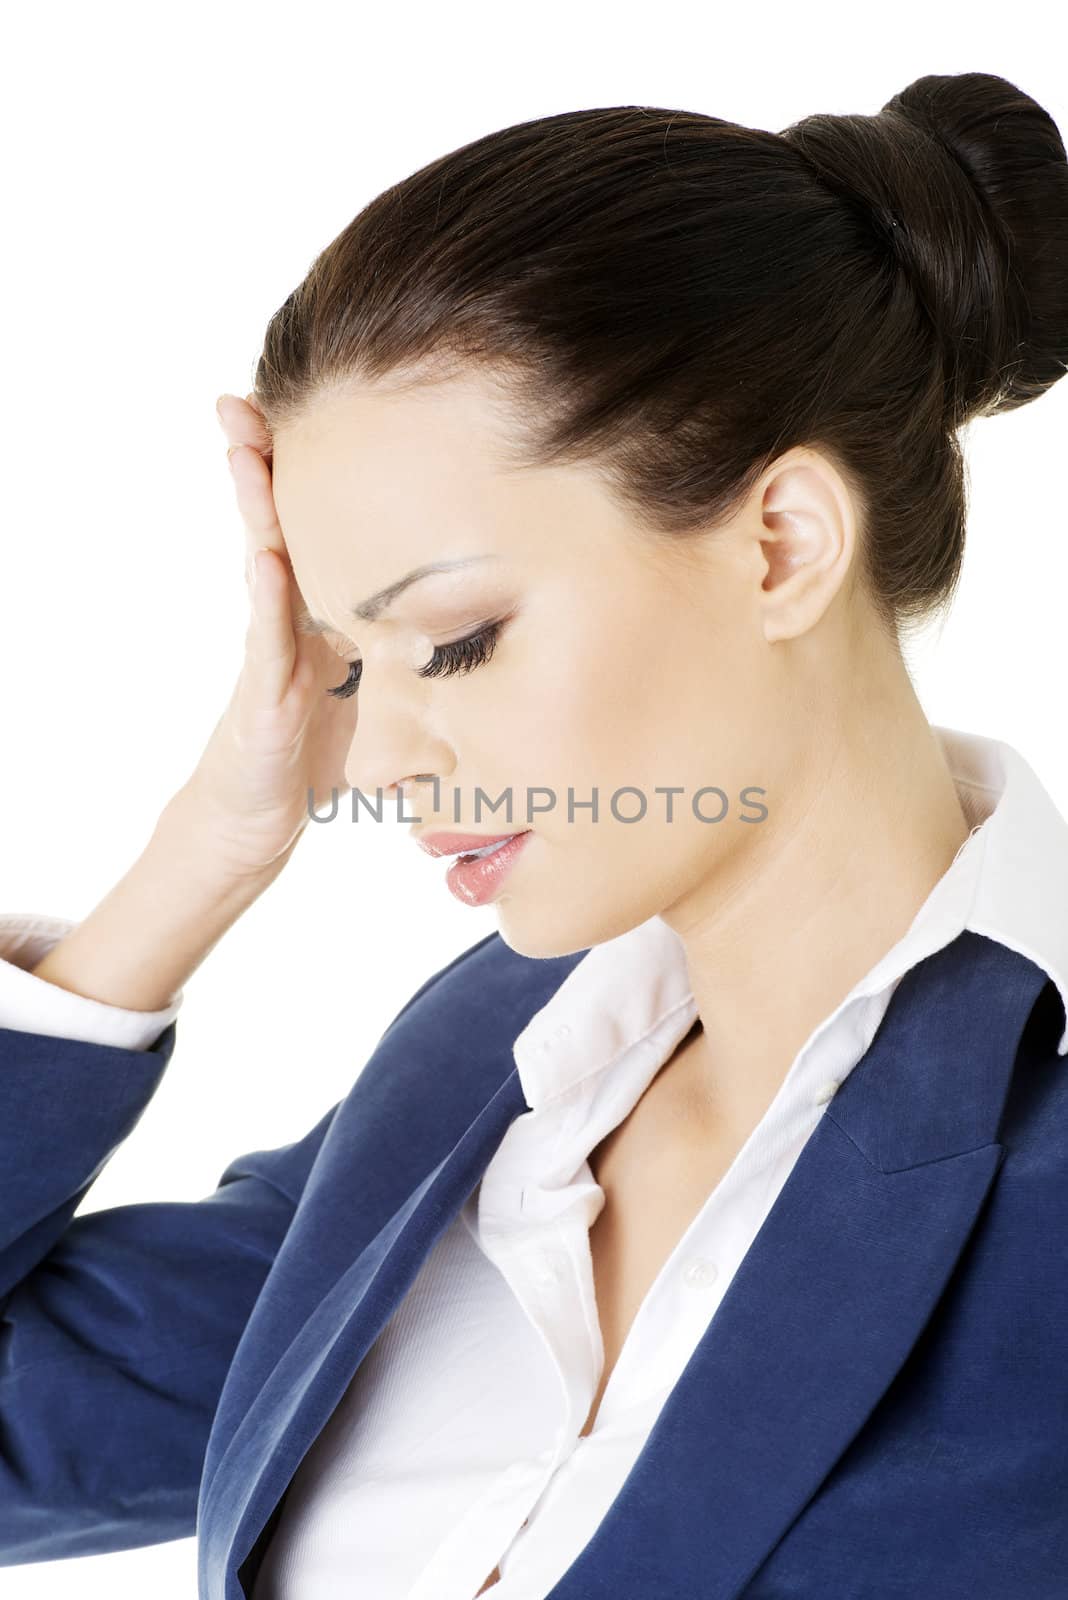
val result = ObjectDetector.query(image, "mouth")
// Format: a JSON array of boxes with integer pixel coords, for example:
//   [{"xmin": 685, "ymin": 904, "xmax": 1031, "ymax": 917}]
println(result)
[
  {"xmin": 439, "ymin": 829, "xmax": 535, "ymax": 905},
  {"xmin": 415, "ymin": 830, "xmax": 531, "ymax": 861}
]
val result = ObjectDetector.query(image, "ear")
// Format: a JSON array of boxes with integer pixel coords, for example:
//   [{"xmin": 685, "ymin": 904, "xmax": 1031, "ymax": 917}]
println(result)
[{"xmin": 755, "ymin": 448, "xmax": 858, "ymax": 644}]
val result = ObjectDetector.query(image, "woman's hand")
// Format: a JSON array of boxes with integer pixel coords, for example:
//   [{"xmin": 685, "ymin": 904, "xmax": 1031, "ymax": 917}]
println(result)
[{"xmin": 173, "ymin": 393, "xmax": 360, "ymax": 880}]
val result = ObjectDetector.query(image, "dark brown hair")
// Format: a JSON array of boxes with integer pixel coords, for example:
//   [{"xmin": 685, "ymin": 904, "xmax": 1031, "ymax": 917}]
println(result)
[{"xmin": 251, "ymin": 71, "xmax": 1068, "ymax": 640}]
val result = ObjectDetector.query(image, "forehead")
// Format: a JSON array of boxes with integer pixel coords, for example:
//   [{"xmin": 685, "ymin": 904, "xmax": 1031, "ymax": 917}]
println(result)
[
  {"xmin": 266, "ymin": 368, "xmax": 655, "ymax": 636},
  {"xmin": 270, "ymin": 370, "xmax": 522, "ymax": 525},
  {"xmin": 269, "ymin": 373, "xmax": 537, "ymax": 637}
]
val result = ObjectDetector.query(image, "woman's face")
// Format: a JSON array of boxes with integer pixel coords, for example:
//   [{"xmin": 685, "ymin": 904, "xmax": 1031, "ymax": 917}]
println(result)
[{"xmin": 269, "ymin": 368, "xmax": 842, "ymax": 959}]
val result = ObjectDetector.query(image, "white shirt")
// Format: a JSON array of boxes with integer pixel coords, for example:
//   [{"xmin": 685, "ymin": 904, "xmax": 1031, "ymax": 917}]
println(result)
[{"xmin": 4, "ymin": 725, "xmax": 1068, "ymax": 1600}]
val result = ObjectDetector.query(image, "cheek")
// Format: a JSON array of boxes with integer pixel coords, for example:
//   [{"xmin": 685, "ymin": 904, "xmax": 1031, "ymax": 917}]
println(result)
[
  {"xmin": 520, "ymin": 647, "xmax": 666, "ymax": 830},
  {"xmin": 546, "ymin": 617, "xmax": 737, "ymax": 827},
  {"xmin": 474, "ymin": 625, "xmax": 614, "ymax": 797}
]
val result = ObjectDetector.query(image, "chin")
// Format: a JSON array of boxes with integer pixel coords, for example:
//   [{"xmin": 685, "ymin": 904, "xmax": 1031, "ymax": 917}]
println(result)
[{"xmin": 493, "ymin": 885, "xmax": 661, "ymax": 962}]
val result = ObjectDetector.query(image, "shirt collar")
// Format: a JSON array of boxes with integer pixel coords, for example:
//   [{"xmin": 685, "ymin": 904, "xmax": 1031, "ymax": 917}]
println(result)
[{"xmin": 511, "ymin": 725, "xmax": 1068, "ymax": 1112}]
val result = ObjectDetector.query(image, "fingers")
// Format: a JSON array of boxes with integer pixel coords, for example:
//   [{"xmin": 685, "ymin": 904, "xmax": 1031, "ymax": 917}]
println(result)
[
  {"xmin": 243, "ymin": 392, "xmax": 268, "ymax": 428},
  {"xmin": 216, "ymin": 392, "xmax": 272, "ymax": 459},
  {"xmin": 243, "ymin": 548, "xmax": 297, "ymax": 709},
  {"xmin": 230, "ymin": 445, "xmax": 285, "ymax": 581},
  {"xmin": 217, "ymin": 392, "xmax": 297, "ymax": 709},
  {"xmin": 216, "ymin": 393, "xmax": 286, "ymax": 582}
]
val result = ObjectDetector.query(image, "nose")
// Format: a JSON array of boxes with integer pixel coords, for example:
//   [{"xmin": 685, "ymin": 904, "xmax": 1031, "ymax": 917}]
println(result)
[
  {"xmin": 343, "ymin": 724, "xmax": 447, "ymax": 805},
  {"xmin": 339, "ymin": 656, "xmax": 452, "ymax": 807}
]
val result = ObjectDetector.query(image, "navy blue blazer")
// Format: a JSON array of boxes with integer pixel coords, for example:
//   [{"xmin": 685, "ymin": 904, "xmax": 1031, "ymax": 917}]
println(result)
[{"xmin": 1, "ymin": 925, "xmax": 1066, "ymax": 1599}]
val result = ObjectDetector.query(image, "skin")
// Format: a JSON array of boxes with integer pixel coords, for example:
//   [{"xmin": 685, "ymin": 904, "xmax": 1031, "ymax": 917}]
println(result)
[{"xmin": 266, "ymin": 367, "xmax": 972, "ymax": 1152}]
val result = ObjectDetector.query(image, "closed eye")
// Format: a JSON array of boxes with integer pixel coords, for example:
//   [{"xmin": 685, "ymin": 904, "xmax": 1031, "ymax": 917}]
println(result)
[{"xmin": 325, "ymin": 618, "xmax": 506, "ymax": 700}]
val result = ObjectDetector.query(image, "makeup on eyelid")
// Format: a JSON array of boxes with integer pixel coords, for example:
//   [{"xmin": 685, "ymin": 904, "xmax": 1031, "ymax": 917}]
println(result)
[{"xmin": 324, "ymin": 612, "xmax": 512, "ymax": 699}]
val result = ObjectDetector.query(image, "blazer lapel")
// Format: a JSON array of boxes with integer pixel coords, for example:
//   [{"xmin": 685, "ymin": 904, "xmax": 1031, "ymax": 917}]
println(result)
[
  {"xmin": 544, "ymin": 929, "xmax": 1054, "ymax": 1599},
  {"xmin": 206, "ymin": 939, "xmax": 586, "ymax": 1600}
]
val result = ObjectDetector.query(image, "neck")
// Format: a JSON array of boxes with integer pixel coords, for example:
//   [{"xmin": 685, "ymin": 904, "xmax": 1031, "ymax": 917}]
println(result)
[{"xmin": 658, "ymin": 678, "xmax": 972, "ymax": 1146}]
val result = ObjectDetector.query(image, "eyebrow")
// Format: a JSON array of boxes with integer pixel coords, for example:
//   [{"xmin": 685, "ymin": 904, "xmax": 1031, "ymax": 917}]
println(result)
[{"xmin": 293, "ymin": 555, "xmax": 499, "ymax": 637}]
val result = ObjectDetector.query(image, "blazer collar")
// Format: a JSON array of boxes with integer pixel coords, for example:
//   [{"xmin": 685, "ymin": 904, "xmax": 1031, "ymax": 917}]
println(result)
[{"xmin": 210, "ymin": 927, "xmax": 1056, "ymax": 1600}]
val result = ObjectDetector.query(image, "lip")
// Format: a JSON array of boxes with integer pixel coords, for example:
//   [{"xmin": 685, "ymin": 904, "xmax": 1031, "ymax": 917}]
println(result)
[
  {"xmin": 415, "ymin": 830, "xmax": 530, "ymax": 859},
  {"xmin": 443, "ymin": 829, "xmax": 534, "ymax": 905}
]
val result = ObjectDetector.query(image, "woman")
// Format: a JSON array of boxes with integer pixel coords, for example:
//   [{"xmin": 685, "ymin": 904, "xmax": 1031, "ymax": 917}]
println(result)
[{"xmin": 2, "ymin": 69, "xmax": 1067, "ymax": 1599}]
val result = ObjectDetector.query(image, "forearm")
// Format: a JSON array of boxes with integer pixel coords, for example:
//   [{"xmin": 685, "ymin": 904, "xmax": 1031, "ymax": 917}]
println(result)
[{"xmin": 28, "ymin": 790, "xmax": 289, "ymax": 1012}]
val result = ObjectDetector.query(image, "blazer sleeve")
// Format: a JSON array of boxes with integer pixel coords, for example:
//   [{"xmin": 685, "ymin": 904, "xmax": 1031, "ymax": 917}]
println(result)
[{"xmin": 0, "ymin": 938, "xmax": 484, "ymax": 1568}]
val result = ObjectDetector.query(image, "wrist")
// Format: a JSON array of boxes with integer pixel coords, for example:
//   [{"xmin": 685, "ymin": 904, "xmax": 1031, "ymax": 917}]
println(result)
[
  {"xmin": 25, "ymin": 797, "xmax": 286, "ymax": 1014},
  {"xmin": 155, "ymin": 785, "xmax": 295, "ymax": 898}
]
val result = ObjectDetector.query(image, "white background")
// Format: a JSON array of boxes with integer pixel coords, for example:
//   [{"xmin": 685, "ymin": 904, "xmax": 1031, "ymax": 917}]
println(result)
[{"xmin": 2, "ymin": 2, "xmax": 1065, "ymax": 1594}]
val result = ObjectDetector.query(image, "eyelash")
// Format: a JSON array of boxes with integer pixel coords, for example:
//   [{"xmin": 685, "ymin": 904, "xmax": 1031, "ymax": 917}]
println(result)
[{"xmin": 324, "ymin": 618, "xmax": 506, "ymax": 700}]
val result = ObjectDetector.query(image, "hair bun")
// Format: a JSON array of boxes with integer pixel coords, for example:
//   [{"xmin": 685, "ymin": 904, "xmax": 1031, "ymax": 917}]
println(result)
[{"xmin": 780, "ymin": 72, "xmax": 1068, "ymax": 428}]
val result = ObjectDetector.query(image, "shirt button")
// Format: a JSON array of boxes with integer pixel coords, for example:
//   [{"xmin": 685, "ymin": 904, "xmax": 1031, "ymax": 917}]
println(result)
[
  {"xmin": 682, "ymin": 1258, "xmax": 719, "ymax": 1288},
  {"xmin": 814, "ymin": 1079, "xmax": 841, "ymax": 1105}
]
